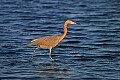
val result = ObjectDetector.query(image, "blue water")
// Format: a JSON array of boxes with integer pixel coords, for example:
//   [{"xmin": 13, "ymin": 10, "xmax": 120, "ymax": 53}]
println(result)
[{"xmin": 0, "ymin": 0, "xmax": 120, "ymax": 80}]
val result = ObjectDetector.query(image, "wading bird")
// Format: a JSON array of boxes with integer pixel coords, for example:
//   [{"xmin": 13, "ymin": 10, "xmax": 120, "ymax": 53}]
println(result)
[{"xmin": 26, "ymin": 20, "xmax": 76, "ymax": 61}]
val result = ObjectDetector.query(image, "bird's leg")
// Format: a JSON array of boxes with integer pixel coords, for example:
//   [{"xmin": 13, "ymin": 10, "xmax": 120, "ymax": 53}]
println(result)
[
  {"xmin": 49, "ymin": 47, "xmax": 54, "ymax": 61},
  {"xmin": 28, "ymin": 46, "xmax": 39, "ymax": 62}
]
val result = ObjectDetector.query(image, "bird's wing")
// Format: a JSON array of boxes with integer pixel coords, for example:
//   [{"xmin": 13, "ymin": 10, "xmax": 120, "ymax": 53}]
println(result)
[{"xmin": 31, "ymin": 36, "xmax": 61, "ymax": 47}]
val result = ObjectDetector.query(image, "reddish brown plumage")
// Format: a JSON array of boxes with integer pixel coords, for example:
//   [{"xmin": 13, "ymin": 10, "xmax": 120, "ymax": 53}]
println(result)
[
  {"xmin": 27, "ymin": 20, "xmax": 76, "ymax": 61},
  {"xmin": 28, "ymin": 35, "xmax": 61, "ymax": 48}
]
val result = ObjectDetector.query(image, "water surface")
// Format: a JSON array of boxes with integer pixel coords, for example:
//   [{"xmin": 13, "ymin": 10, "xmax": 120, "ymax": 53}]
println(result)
[{"xmin": 0, "ymin": 0, "xmax": 120, "ymax": 80}]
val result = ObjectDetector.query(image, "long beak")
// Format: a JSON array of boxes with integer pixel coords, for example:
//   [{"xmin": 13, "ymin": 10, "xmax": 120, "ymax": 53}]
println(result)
[{"xmin": 71, "ymin": 21, "xmax": 77, "ymax": 24}]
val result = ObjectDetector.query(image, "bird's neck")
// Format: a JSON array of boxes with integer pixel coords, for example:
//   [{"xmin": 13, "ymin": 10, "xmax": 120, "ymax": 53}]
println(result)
[
  {"xmin": 60, "ymin": 22, "xmax": 68, "ymax": 40},
  {"xmin": 63, "ymin": 23, "xmax": 67, "ymax": 37},
  {"xmin": 58, "ymin": 22, "xmax": 68, "ymax": 42}
]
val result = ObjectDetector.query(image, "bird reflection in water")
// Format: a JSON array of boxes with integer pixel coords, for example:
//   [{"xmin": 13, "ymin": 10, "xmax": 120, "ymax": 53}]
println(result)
[{"xmin": 34, "ymin": 62, "xmax": 70, "ymax": 79}]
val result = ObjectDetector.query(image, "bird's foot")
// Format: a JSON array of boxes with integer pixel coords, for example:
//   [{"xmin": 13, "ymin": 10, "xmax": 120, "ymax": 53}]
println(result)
[
  {"xmin": 28, "ymin": 59, "xmax": 33, "ymax": 62},
  {"xmin": 50, "ymin": 59, "xmax": 55, "ymax": 62}
]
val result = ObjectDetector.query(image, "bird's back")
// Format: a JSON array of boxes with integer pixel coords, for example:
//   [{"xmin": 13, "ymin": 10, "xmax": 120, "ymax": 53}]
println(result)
[{"xmin": 30, "ymin": 35, "xmax": 61, "ymax": 48}]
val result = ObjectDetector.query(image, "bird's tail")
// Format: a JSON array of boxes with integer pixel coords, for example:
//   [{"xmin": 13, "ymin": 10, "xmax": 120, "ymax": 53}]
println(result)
[{"xmin": 24, "ymin": 43, "xmax": 33, "ymax": 46}]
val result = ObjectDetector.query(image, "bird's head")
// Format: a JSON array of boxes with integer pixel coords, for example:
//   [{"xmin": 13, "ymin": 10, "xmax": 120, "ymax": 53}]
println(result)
[{"xmin": 65, "ymin": 20, "xmax": 77, "ymax": 24}]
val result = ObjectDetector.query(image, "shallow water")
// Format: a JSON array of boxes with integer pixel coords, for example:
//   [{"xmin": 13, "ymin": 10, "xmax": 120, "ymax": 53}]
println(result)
[{"xmin": 0, "ymin": 0, "xmax": 120, "ymax": 80}]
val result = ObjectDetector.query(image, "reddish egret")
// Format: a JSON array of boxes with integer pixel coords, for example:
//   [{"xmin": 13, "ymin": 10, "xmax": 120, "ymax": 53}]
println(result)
[{"xmin": 26, "ymin": 20, "xmax": 76, "ymax": 61}]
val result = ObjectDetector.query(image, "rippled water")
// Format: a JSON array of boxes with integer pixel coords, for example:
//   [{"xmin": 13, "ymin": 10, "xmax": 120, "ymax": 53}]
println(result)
[{"xmin": 0, "ymin": 0, "xmax": 120, "ymax": 79}]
